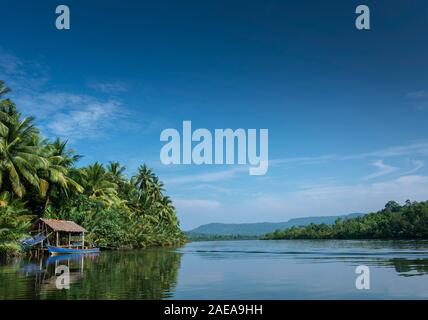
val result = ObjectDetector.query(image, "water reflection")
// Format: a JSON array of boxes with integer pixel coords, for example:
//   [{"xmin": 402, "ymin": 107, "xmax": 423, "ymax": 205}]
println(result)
[
  {"xmin": 0, "ymin": 248, "xmax": 182, "ymax": 299},
  {"xmin": 2, "ymin": 240, "xmax": 428, "ymax": 299},
  {"xmin": 387, "ymin": 258, "xmax": 428, "ymax": 277},
  {"xmin": 18, "ymin": 253, "xmax": 95, "ymax": 295}
]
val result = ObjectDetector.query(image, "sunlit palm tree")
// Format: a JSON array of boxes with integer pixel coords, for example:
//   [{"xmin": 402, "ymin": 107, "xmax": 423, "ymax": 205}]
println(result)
[
  {"xmin": 0, "ymin": 91, "xmax": 48, "ymax": 197},
  {"xmin": 81, "ymin": 162, "xmax": 120, "ymax": 207},
  {"xmin": 132, "ymin": 164, "xmax": 155, "ymax": 197},
  {"xmin": 106, "ymin": 161, "xmax": 127, "ymax": 185},
  {"xmin": 37, "ymin": 138, "xmax": 83, "ymax": 211}
]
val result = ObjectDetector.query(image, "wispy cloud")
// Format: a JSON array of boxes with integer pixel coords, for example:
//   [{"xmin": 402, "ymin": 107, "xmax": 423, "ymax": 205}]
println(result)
[
  {"xmin": 362, "ymin": 160, "xmax": 398, "ymax": 180},
  {"xmin": 13, "ymin": 91, "xmax": 125, "ymax": 140},
  {"xmin": 403, "ymin": 159, "xmax": 425, "ymax": 175},
  {"xmin": 289, "ymin": 175, "xmax": 428, "ymax": 204},
  {"xmin": 365, "ymin": 142, "xmax": 428, "ymax": 158},
  {"xmin": 174, "ymin": 198, "xmax": 221, "ymax": 210},
  {"xmin": 0, "ymin": 50, "xmax": 24, "ymax": 75},
  {"xmin": 165, "ymin": 167, "xmax": 247, "ymax": 185},
  {"xmin": 45, "ymin": 98, "xmax": 122, "ymax": 139},
  {"xmin": 164, "ymin": 142, "xmax": 428, "ymax": 187},
  {"xmin": 183, "ymin": 184, "xmax": 235, "ymax": 193},
  {"xmin": 0, "ymin": 49, "xmax": 49, "ymax": 90},
  {"xmin": 406, "ymin": 90, "xmax": 428, "ymax": 110},
  {"xmin": 0, "ymin": 49, "xmax": 131, "ymax": 141},
  {"xmin": 87, "ymin": 80, "xmax": 128, "ymax": 93},
  {"xmin": 272, "ymin": 141, "xmax": 428, "ymax": 166}
]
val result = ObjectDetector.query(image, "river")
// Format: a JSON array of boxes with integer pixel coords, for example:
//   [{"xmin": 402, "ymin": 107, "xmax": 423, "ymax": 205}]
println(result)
[{"xmin": 1, "ymin": 240, "xmax": 428, "ymax": 299}]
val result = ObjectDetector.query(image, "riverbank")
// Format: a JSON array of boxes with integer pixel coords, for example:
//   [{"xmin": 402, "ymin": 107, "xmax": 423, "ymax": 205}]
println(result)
[
  {"xmin": 0, "ymin": 242, "xmax": 22, "ymax": 259},
  {"xmin": 263, "ymin": 201, "xmax": 428, "ymax": 240}
]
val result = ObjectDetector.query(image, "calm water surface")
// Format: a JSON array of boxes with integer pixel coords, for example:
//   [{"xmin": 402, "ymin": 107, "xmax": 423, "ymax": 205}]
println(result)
[{"xmin": 1, "ymin": 240, "xmax": 428, "ymax": 299}]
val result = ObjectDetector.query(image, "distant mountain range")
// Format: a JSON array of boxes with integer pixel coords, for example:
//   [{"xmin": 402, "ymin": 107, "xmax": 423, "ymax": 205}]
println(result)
[{"xmin": 186, "ymin": 213, "xmax": 365, "ymax": 236}]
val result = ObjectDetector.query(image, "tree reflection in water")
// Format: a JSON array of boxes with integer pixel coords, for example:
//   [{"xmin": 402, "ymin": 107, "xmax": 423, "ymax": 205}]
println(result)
[
  {"xmin": 387, "ymin": 258, "xmax": 428, "ymax": 277},
  {"xmin": 0, "ymin": 248, "xmax": 182, "ymax": 299}
]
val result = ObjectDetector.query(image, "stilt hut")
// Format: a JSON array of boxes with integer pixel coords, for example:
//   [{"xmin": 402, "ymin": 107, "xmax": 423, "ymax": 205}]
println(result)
[{"xmin": 39, "ymin": 218, "xmax": 87, "ymax": 249}]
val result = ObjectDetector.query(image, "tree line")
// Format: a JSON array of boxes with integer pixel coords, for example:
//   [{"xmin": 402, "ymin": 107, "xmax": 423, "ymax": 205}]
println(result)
[
  {"xmin": 263, "ymin": 200, "xmax": 428, "ymax": 240},
  {"xmin": 0, "ymin": 81, "xmax": 185, "ymax": 257}
]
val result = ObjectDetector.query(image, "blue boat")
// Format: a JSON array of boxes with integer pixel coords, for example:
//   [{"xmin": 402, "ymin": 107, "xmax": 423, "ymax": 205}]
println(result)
[
  {"xmin": 34, "ymin": 219, "xmax": 100, "ymax": 256},
  {"xmin": 46, "ymin": 244, "xmax": 100, "ymax": 255}
]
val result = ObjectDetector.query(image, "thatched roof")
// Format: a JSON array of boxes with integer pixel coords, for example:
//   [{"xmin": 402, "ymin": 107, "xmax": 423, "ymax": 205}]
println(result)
[{"xmin": 40, "ymin": 218, "xmax": 87, "ymax": 233}]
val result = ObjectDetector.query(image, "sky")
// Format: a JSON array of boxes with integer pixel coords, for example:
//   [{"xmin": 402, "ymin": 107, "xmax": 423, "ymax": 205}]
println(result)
[{"xmin": 0, "ymin": 0, "xmax": 427, "ymax": 229}]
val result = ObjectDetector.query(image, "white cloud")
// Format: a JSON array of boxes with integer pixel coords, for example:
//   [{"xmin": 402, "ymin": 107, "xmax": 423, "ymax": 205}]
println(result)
[
  {"xmin": 174, "ymin": 197, "xmax": 225, "ymax": 230},
  {"xmin": 45, "ymin": 98, "xmax": 121, "ymax": 139},
  {"xmin": 183, "ymin": 184, "xmax": 234, "ymax": 193},
  {"xmin": 165, "ymin": 167, "xmax": 247, "ymax": 185},
  {"xmin": 0, "ymin": 50, "xmax": 24, "ymax": 75},
  {"xmin": 367, "ymin": 142, "xmax": 428, "ymax": 158},
  {"xmin": 0, "ymin": 49, "xmax": 131, "ymax": 141},
  {"xmin": 402, "ymin": 160, "xmax": 424, "ymax": 175},
  {"xmin": 87, "ymin": 80, "xmax": 128, "ymax": 93},
  {"xmin": 174, "ymin": 198, "xmax": 221, "ymax": 210},
  {"xmin": 290, "ymin": 175, "xmax": 428, "ymax": 205},
  {"xmin": 272, "ymin": 142, "xmax": 428, "ymax": 167},
  {"xmin": 407, "ymin": 91, "xmax": 428, "ymax": 99},
  {"xmin": 362, "ymin": 160, "xmax": 398, "ymax": 180},
  {"xmin": 13, "ymin": 91, "xmax": 124, "ymax": 140},
  {"xmin": 0, "ymin": 49, "xmax": 49, "ymax": 90}
]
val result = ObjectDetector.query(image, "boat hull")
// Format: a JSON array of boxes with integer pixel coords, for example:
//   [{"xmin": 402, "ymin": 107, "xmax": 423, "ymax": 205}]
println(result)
[{"xmin": 46, "ymin": 245, "xmax": 100, "ymax": 255}]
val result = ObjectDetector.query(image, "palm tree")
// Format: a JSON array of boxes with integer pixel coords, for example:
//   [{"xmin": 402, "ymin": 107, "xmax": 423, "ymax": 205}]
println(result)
[
  {"xmin": 0, "ymin": 81, "xmax": 10, "ymax": 96},
  {"xmin": 132, "ymin": 164, "xmax": 155, "ymax": 197},
  {"xmin": 0, "ymin": 191, "xmax": 33, "ymax": 243},
  {"xmin": 48, "ymin": 138, "xmax": 82, "ymax": 167},
  {"xmin": 151, "ymin": 176, "xmax": 165, "ymax": 201},
  {"xmin": 106, "ymin": 161, "xmax": 127, "ymax": 183},
  {"xmin": 0, "ymin": 93, "xmax": 48, "ymax": 197},
  {"xmin": 37, "ymin": 138, "xmax": 83, "ymax": 212},
  {"xmin": 80, "ymin": 162, "xmax": 120, "ymax": 207}
]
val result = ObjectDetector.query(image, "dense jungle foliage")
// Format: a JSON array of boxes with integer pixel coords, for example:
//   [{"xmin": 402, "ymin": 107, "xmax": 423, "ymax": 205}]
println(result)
[{"xmin": 263, "ymin": 200, "xmax": 428, "ymax": 240}]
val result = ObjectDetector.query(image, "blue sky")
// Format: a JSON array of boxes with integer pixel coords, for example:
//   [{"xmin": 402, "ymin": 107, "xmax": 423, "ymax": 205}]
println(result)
[{"xmin": 0, "ymin": 0, "xmax": 427, "ymax": 229}]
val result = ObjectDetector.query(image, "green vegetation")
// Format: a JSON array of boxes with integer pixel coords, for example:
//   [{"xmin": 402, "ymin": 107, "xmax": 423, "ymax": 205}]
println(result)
[
  {"xmin": 0, "ymin": 81, "xmax": 185, "ymax": 257},
  {"xmin": 263, "ymin": 200, "xmax": 428, "ymax": 240}
]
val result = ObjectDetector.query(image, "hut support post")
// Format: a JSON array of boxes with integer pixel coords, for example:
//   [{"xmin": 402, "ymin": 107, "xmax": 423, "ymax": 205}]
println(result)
[
  {"xmin": 82, "ymin": 232, "xmax": 85, "ymax": 249},
  {"xmin": 68, "ymin": 233, "xmax": 71, "ymax": 248},
  {"xmin": 56, "ymin": 232, "xmax": 59, "ymax": 247}
]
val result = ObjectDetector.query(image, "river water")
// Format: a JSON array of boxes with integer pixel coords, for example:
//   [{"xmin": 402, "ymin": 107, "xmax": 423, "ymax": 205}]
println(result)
[{"xmin": 1, "ymin": 240, "xmax": 428, "ymax": 299}]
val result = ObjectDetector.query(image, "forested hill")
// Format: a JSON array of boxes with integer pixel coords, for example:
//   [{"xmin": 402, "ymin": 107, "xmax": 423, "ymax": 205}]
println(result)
[
  {"xmin": 263, "ymin": 201, "xmax": 428, "ymax": 240},
  {"xmin": 187, "ymin": 213, "xmax": 364, "ymax": 236}
]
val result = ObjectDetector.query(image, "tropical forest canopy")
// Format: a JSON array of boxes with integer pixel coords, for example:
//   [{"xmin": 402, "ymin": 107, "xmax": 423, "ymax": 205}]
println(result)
[
  {"xmin": 0, "ymin": 80, "xmax": 185, "ymax": 256},
  {"xmin": 263, "ymin": 200, "xmax": 428, "ymax": 240}
]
